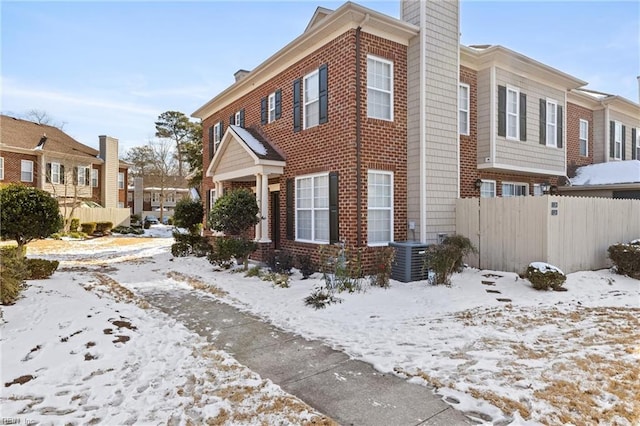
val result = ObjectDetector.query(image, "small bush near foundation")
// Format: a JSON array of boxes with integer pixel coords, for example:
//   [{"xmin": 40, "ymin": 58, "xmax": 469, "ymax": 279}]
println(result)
[
  {"xmin": 262, "ymin": 272, "xmax": 290, "ymax": 288},
  {"xmin": 112, "ymin": 226, "xmax": 144, "ymax": 235},
  {"xmin": 25, "ymin": 258, "xmax": 59, "ymax": 280},
  {"xmin": 0, "ymin": 247, "xmax": 27, "ymax": 305},
  {"xmin": 424, "ymin": 235, "xmax": 477, "ymax": 285},
  {"xmin": 525, "ymin": 263, "xmax": 566, "ymax": 291},
  {"xmin": 171, "ymin": 233, "xmax": 212, "ymax": 258},
  {"xmin": 304, "ymin": 286, "xmax": 342, "ymax": 310},
  {"xmin": 80, "ymin": 222, "xmax": 97, "ymax": 235},
  {"xmin": 69, "ymin": 218, "xmax": 80, "ymax": 232},
  {"xmin": 319, "ymin": 244, "xmax": 362, "ymax": 293},
  {"xmin": 296, "ymin": 254, "xmax": 316, "ymax": 280},
  {"xmin": 245, "ymin": 266, "xmax": 262, "ymax": 278},
  {"xmin": 608, "ymin": 241, "xmax": 640, "ymax": 279},
  {"xmin": 95, "ymin": 222, "xmax": 113, "ymax": 234},
  {"xmin": 171, "ymin": 242, "xmax": 191, "ymax": 257},
  {"xmin": 266, "ymin": 250, "xmax": 293, "ymax": 274},
  {"xmin": 370, "ymin": 247, "xmax": 395, "ymax": 288},
  {"xmin": 143, "ymin": 221, "xmax": 151, "ymax": 230}
]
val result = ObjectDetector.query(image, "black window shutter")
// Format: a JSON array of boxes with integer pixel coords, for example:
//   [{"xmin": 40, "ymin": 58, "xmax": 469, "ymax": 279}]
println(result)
[
  {"xmin": 329, "ymin": 171, "xmax": 339, "ymax": 244},
  {"xmin": 610, "ymin": 121, "xmax": 615, "ymax": 158},
  {"xmin": 497, "ymin": 85, "xmax": 506, "ymax": 137},
  {"xmin": 622, "ymin": 125, "xmax": 626, "ymax": 160},
  {"xmin": 85, "ymin": 167, "xmax": 90, "ymax": 185},
  {"xmin": 219, "ymin": 121, "xmax": 224, "ymax": 139},
  {"xmin": 286, "ymin": 178, "xmax": 294, "ymax": 240},
  {"xmin": 239, "ymin": 109, "xmax": 245, "ymax": 127},
  {"xmin": 46, "ymin": 163, "xmax": 52, "ymax": 182},
  {"xmin": 60, "ymin": 165, "xmax": 65, "ymax": 184},
  {"xmin": 319, "ymin": 64, "xmax": 328, "ymax": 125},
  {"xmin": 539, "ymin": 99, "xmax": 546, "ymax": 145},
  {"xmin": 261, "ymin": 97, "xmax": 267, "ymax": 125},
  {"xmin": 206, "ymin": 189, "xmax": 211, "ymax": 212},
  {"xmin": 632, "ymin": 128, "xmax": 637, "ymax": 160},
  {"xmin": 557, "ymin": 105, "xmax": 563, "ymax": 148},
  {"xmin": 293, "ymin": 79, "xmax": 301, "ymax": 132},
  {"xmin": 275, "ymin": 89, "xmax": 282, "ymax": 120},
  {"xmin": 519, "ymin": 93, "xmax": 527, "ymax": 141},
  {"xmin": 208, "ymin": 126, "xmax": 214, "ymax": 160},
  {"xmin": 229, "ymin": 114, "xmax": 235, "ymax": 126}
]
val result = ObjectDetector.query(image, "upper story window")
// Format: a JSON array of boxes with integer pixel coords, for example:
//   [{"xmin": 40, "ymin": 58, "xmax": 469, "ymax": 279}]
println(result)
[
  {"xmin": 0, "ymin": 157, "xmax": 4, "ymax": 180},
  {"xmin": 21, "ymin": 160, "xmax": 33, "ymax": 182},
  {"xmin": 304, "ymin": 70, "xmax": 320, "ymax": 129},
  {"xmin": 214, "ymin": 122, "xmax": 222, "ymax": 153},
  {"xmin": 367, "ymin": 55, "xmax": 393, "ymax": 121},
  {"xmin": 295, "ymin": 173, "xmax": 329, "ymax": 243},
  {"xmin": 459, "ymin": 83, "xmax": 470, "ymax": 135},
  {"xmin": 545, "ymin": 100, "xmax": 558, "ymax": 147},
  {"xmin": 502, "ymin": 182, "xmax": 528, "ymax": 197},
  {"xmin": 152, "ymin": 192, "xmax": 161, "ymax": 203},
  {"xmin": 293, "ymin": 66, "xmax": 327, "ymax": 132},
  {"xmin": 506, "ymin": 87, "xmax": 519, "ymax": 140},
  {"xmin": 367, "ymin": 170, "xmax": 393, "ymax": 246},
  {"xmin": 262, "ymin": 90, "xmax": 281, "ymax": 125},
  {"xmin": 579, "ymin": 119, "xmax": 589, "ymax": 157},
  {"xmin": 268, "ymin": 92, "xmax": 276, "ymax": 123},
  {"xmin": 634, "ymin": 128, "xmax": 640, "ymax": 160},
  {"xmin": 77, "ymin": 166, "xmax": 89, "ymax": 186},
  {"xmin": 234, "ymin": 111, "xmax": 241, "ymax": 127},
  {"xmin": 614, "ymin": 121, "xmax": 623, "ymax": 160},
  {"xmin": 118, "ymin": 172, "xmax": 125, "ymax": 189},
  {"xmin": 166, "ymin": 192, "xmax": 175, "ymax": 203},
  {"xmin": 480, "ymin": 180, "xmax": 496, "ymax": 198},
  {"xmin": 91, "ymin": 168, "xmax": 99, "ymax": 187}
]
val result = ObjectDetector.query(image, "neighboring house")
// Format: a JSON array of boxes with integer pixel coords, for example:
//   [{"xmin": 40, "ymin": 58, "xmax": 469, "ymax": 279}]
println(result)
[
  {"xmin": 0, "ymin": 114, "xmax": 129, "ymax": 210},
  {"xmin": 192, "ymin": 0, "xmax": 640, "ymax": 270},
  {"xmin": 127, "ymin": 175, "xmax": 192, "ymax": 218}
]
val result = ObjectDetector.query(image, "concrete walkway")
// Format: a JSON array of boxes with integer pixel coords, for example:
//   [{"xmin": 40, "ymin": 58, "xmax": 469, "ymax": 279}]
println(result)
[{"xmin": 141, "ymin": 288, "xmax": 472, "ymax": 426}]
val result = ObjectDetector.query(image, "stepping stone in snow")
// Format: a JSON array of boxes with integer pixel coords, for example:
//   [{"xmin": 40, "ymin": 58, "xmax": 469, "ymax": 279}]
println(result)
[
  {"xmin": 485, "ymin": 289, "xmax": 501, "ymax": 294},
  {"xmin": 481, "ymin": 281, "xmax": 496, "ymax": 286},
  {"xmin": 496, "ymin": 298, "xmax": 512, "ymax": 303},
  {"xmin": 482, "ymin": 273, "xmax": 503, "ymax": 279}
]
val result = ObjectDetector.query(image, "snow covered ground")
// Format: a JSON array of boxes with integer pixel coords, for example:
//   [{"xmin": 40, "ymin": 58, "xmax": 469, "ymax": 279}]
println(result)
[{"xmin": 2, "ymin": 225, "xmax": 639, "ymax": 425}]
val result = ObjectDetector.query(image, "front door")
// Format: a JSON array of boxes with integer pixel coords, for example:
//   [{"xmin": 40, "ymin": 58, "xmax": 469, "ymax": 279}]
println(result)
[{"xmin": 271, "ymin": 191, "xmax": 280, "ymax": 249}]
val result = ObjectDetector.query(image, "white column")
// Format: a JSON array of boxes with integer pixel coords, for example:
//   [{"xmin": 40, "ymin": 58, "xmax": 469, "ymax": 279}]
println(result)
[
  {"xmin": 260, "ymin": 172, "xmax": 270, "ymax": 242},
  {"xmin": 254, "ymin": 174, "xmax": 262, "ymax": 241}
]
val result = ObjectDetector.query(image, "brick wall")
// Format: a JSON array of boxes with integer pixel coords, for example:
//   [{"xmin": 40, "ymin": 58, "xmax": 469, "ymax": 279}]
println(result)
[
  {"xmin": 202, "ymin": 29, "xmax": 408, "ymax": 272},
  {"xmin": 0, "ymin": 150, "xmax": 38, "ymax": 187},
  {"xmin": 566, "ymin": 102, "xmax": 594, "ymax": 176}
]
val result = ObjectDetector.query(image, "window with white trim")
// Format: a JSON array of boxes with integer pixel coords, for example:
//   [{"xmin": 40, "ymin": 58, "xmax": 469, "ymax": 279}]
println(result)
[
  {"xmin": 502, "ymin": 182, "xmax": 528, "ymax": 197},
  {"xmin": 214, "ymin": 122, "xmax": 222, "ymax": 153},
  {"xmin": 152, "ymin": 192, "xmax": 161, "ymax": 203},
  {"xmin": 268, "ymin": 92, "xmax": 276, "ymax": 123},
  {"xmin": 234, "ymin": 111, "xmax": 241, "ymax": 126},
  {"xmin": 303, "ymin": 70, "xmax": 320, "ymax": 129},
  {"xmin": 295, "ymin": 173, "xmax": 329, "ymax": 243},
  {"xmin": 367, "ymin": 55, "xmax": 393, "ymax": 121},
  {"xmin": 480, "ymin": 180, "xmax": 496, "ymax": 198},
  {"xmin": 506, "ymin": 87, "xmax": 519, "ymax": 139},
  {"xmin": 77, "ymin": 166, "xmax": 89, "ymax": 186},
  {"xmin": 614, "ymin": 121, "xmax": 623, "ymax": 160},
  {"xmin": 91, "ymin": 168, "xmax": 99, "ymax": 187},
  {"xmin": 49, "ymin": 162, "xmax": 61, "ymax": 184},
  {"xmin": 21, "ymin": 160, "xmax": 33, "ymax": 182},
  {"xmin": 166, "ymin": 192, "xmax": 175, "ymax": 203},
  {"xmin": 546, "ymin": 99, "xmax": 558, "ymax": 147},
  {"xmin": 579, "ymin": 119, "xmax": 588, "ymax": 156},
  {"xmin": 0, "ymin": 157, "xmax": 4, "ymax": 180},
  {"xmin": 209, "ymin": 189, "xmax": 217, "ymax": 211},
  {"xmin": 118, "ymin": 172, "xmax": 125, "ymax": 189},
  {"xmin": 635, "ymin": 128, "xmax": 640, "ymax": 160},
  {"xmin": 367, "ymin": 170, "xmax": 393, "ymax": 245},
  {"xmin": 459, "ymin": 83, "xmax": 470, "ymax": 135},
  {"xmin": 533, "ymin": 184, "xmax": 544, "ymax": 196}
]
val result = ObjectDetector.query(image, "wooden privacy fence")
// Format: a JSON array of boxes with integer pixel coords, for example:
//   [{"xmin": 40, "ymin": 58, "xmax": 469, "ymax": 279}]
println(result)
[
  {"xmin": 456, "ymin": 195, "xmax": 640, "ymax": 274},
  {"xmin": 62, "ymin": 207, "xmax": 131, "ymax": 227}
]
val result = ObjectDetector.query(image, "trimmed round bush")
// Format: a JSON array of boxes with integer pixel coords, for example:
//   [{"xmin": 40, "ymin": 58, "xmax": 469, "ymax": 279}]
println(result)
[
  {"xmin": 608, "ymin": 241, "xmax": 640, "ymax": 279},
  {"xmin": 525, "ymin": 262, "xmax": 566, "ymax": 291},
  {"xmin": 25, "ymin": 258, "xmax": 59, "ymax": 280}
]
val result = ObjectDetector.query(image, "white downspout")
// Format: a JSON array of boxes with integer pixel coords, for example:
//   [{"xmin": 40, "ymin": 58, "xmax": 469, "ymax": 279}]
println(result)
[{"xmin": 419, "ymin": 0, "xmax": 427, "ymax": 242}]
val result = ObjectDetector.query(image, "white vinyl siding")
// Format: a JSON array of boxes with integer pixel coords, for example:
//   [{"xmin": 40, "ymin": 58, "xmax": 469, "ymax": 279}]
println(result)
[
  {"xmin": 367, "ymin": 55, "xmax": 393, "ymax": 121},
  {"xmin": 303, "ymin": 70, "xmax": 319, "ymax": 129},
  {"xmin": 367, "ymin": 171, "xmax": 393, "ymax": 246},
  {"xmin": 614, "ymin": 121, "xmax": 622, "ymax": 160},
  {"xmin": 502, "ymin": 182, "xmax": 528, "ymax": 197},
  {"xmin": 91, "ymin": 168, "xmax": 99, "ymax": 187},
  {"xmin": 268, "ymin": 92, "xmax": 276, "ymax": 123},
  {"xmin": 545, "ymin": 99, "xmax": 558, "ymax": 147},
  {"xmin": 480, "ymin": 180, "xmax": 496, "ymax": 198},
  {"xmin": 21, "ymin": 160, "xmax": 33, "ymax": 182},
  {"xmin": 579, "ymin": 119, "xmax": 588, "ymax": 157},
  {"xmin": 0, "ymin": 157, "xmax": 4, "ymax": 180},
  {"xmin": 295, "ymin": 173, "xmax": 328, "ymax": 243},
  {"xmin": 118, "ymin": 172, "xmax": 125, "ymax": 189},
  {"xmin": 459, "ymin": 83, "xmax": 470, "ymax": 135},
  {"xmin": 506, "ymin": 87, "xmax": 519, "ymax": 140}
]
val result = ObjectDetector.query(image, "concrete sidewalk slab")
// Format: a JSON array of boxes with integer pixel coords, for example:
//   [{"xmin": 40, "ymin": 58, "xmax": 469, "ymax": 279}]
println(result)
[{"xmin": 141, "ymin": 288, "xmax": 472, "ymax": 426}]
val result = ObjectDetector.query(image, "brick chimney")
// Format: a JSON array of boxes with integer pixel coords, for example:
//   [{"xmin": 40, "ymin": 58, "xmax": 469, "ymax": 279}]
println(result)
[
  {"xmin": 99, "ymin": 135, "xmax": 119, "ymax": 208},
  {"xmin": 234, "ymin": 69, "xmax": 250, "ymax": 82}
]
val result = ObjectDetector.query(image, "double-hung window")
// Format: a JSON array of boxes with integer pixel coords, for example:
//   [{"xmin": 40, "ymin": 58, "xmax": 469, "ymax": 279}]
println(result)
[
  {"xmin": 234, "ymin": 111, "xmax": 241, "ymax": 127},
  {"xmin": 367, "ymin": 171, "xmax": 393, "ymax": 245},
  {"xmin": 21, "ymin": 160, "xmax": 33, "ymax": 182},
  {"xmin": 545, "ymin": 100, "xmax": 558, "ymax": 147},
  {"xmin": 502, "ymin": 182, "xmax": 528, "ymax": 197},
  {"xmin": 614, "ymin": 121, "xmax": 623, "ymax": 160},
  {"xmin": 367, "ymin": 55, "xmax": 393, "ymax": 121},
  {"xmin": 295, "ymin": 174, "xmax": 329, "ymax": 243},
  {"xmin": 480, "ymin": 180, "xmax": 496, "ymax": 198},
  {"xmin": 152, "ymin": 192, "xmax": 161, "ymax": 203},
  {"xmin": 459, "ymin": 83, "xmax": 470, "ymax": 135},
  {"xmin": 49, "ymin": 162, "xmax": 61, "ymax": 184},
  {"xmin": 635, "ymin": 128, "xmax": 640, "ymax": 160},
  {"xmin": 214, "ymin": 122, "xmax": 222, "ymax": 153},
  {"xmin": 118, "ymin": 172, "xmax": 125, "ymax": 189},
  {"xmin": 91, "ymin": 169, "xmax": 99, "ymax": 187},
  {"xmin": 0, "ymin": 157, "xmax": 4, "ymax": 180},
  {"xmin": 304, "ymin": 70, "xmax": 320, "ymax": 129},
  {"xmin": 166, "ymin": 192, "xmax": 175, "ymax": 203},
  {"xmin": 506, "ymin": 87, "xmax": 519, "ymax": 139},
  {"xmin": 77, "ymin": 166, "xmax": 89, "ymax": 186},
  {"xmin": 268, "ymin": 92, "xmax": 276, "ymax": 123},
  {"xmin": 579, "ymin": 119, "xmax": 588, "ymax": 156}
]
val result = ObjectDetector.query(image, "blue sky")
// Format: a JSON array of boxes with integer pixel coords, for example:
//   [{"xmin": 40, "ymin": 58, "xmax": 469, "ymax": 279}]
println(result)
[{"xmin": 2, "ymin": 1, "xmax": 638, "ymax": 154}]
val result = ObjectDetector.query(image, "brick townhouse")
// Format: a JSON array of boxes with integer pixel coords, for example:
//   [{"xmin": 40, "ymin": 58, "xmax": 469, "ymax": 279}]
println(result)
[
  {"xmin": 0, "ymin": 115, "xmax": 129, "ymax": 209},
  {"xmin": 193, "ymin": 0, "xmax": 640, "ymax": 270}
]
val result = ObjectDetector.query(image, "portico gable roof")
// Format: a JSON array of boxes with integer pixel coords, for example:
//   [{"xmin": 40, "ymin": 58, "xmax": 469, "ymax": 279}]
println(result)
[{"xmin": 206, "ymin": 125, "xmax": 285, "ymax": 182}]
